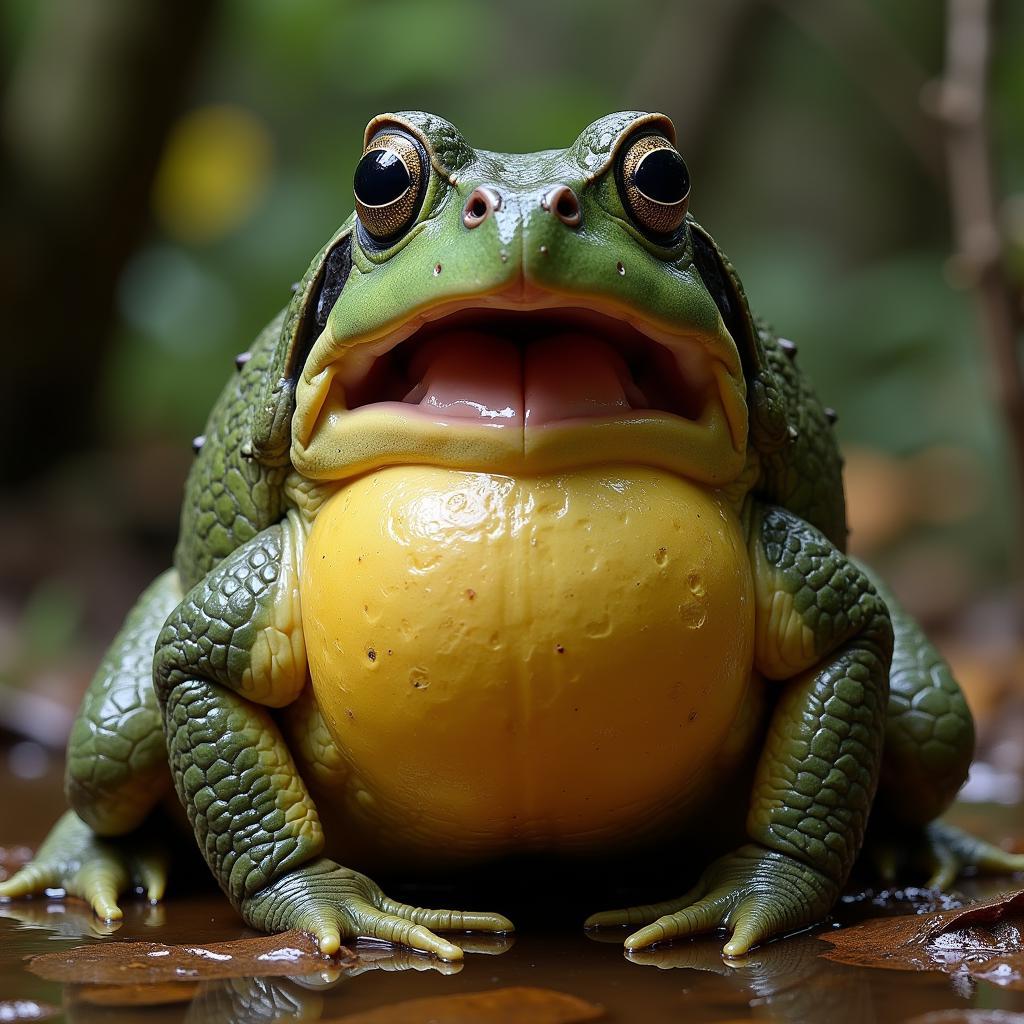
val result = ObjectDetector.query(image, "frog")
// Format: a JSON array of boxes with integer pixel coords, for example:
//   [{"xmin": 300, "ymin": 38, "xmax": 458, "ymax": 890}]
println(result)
[{"xmin": 4, "ymin": 110, "xmax": 1022, "ymax": 962}]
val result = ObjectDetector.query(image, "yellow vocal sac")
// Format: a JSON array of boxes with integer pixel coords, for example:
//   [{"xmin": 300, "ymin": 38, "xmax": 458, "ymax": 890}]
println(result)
[{"xmin": 301, "ymin": 465, "xmax": 754, "ymax": 865}]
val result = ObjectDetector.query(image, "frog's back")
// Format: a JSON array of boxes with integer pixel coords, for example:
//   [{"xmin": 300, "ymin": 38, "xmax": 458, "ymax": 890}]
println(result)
[{"xmin": 174, "ymin": 311, "xmax": 290, "ymax": 589}]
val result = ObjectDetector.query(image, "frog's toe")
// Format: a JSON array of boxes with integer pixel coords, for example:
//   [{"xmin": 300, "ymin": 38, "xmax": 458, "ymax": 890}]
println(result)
[
  {"xmin": 923, "ymin": 822, "xmax": 1024, "ymax": 888},
  {"xmin": 584, "ymin": 885, "xmax": 704, "ymax": 931},
  {"xmin": 70, "ymin": 857, "xmax": 130, "ymax": 920},
  {"xmin": 0, "ymin": 861, "xmax": 62, "ymax": 900},
  {"xmin": 0, "ymin": 811, "xmax": 167, "ymax": 922},
  {"xmin": 0, "ymin": 842, "xmax": 128, "ymax": 921},
  {"xmin": 623, "ymin": 894, "xmax": 732, "ymax": 952},
  {"xmin": 244, "ymin": 859, "xmax": 511, "ymax": 962},
  {"xmin": 380, "ymin": 901, "xmax": 514, "ymax": 935},
  {"xmin": 128, "ymin": 844, "xmax": 169, "ymax": 903}
]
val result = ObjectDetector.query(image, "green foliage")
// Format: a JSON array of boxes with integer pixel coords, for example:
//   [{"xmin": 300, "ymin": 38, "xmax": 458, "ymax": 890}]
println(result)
[{"xmin": 76, "ymin": 0, "xmax": 1022, "ymax": 580}]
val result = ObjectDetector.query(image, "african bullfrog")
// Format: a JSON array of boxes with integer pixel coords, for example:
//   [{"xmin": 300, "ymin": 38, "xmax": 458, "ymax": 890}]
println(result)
[{"xmin": 3, "ymin": 111, "xmax": 1021, "ymax": 961}]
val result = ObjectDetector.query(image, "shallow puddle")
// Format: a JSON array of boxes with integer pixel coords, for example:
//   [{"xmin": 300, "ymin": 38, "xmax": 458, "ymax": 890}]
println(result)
[
  {"xmin": 3, "ymin": 886, "xmax": 1024, "ymax": 1022},
  {"xmin": 1, "ymin": 764, "xmax": 1023, "ymax": 1021}
]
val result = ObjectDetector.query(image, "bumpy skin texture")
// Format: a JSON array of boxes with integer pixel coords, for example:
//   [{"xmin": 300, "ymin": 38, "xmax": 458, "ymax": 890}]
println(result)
[
  {"xmin": 5, "ymin": 108, "xmax": 1021, "ymax": 958},
  {"xmin": 747, "ymin": 507, "xmax": 891, "ymax": 880},
  {"xmin": 756, "ymin": 328, "xmax": 847, "ymax": 550},
  {"xmin": 865, "ymin": 569, "xmax": 975, "ymax": 826},
  {"xmin": 175, "ymin": 314, "xmax": 291, "ymax": 590},
  {"xmin": 160, "ymin": 679, "xmax": 324, "ymax": 903},
  {"xmin": 65, "ymin": 570, "xmax": 180, "ymax": 835}
]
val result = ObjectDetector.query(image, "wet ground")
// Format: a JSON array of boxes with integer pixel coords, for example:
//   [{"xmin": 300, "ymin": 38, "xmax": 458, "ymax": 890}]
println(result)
[{"xmin": 1, "ymin": 758, "xmax": 1022, "ymax": 1022}]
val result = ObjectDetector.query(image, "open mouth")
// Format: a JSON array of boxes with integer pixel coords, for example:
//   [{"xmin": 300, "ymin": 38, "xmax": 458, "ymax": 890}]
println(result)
[
  {"xmin": 335, "ymin": 307, "xmax": 713, "ymax": 428},
  {"xmin": 292, "ymin": 296, "xmax": 748, "ymax": 484}
]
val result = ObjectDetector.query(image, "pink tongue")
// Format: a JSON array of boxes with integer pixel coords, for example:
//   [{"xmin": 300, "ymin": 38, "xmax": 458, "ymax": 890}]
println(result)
[
  {"xmin": 524, "ymin": 334, "xmax": 633, "ymax": 426},
  {"xmin": 410, "ymin": 332, "xmax": 522, "ymax": 421},
  {"xmin": 408, "ymin": 332, "xmax": 634, "ymax": 425}
]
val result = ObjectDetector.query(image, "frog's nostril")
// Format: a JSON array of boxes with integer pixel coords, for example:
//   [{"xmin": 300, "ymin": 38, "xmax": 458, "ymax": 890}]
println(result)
[
  {"xmin": 463, "ymin": 187, "xmax": 501, "ymax": 229},
  {"xmin": 542, "ymin": 186, "xmax": 581, "ymax": 228}
]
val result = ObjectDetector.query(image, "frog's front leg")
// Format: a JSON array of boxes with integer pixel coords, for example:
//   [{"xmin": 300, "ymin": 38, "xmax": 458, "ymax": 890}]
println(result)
[
  {"xmin": 154, "ymin": 512, "xmax": 511, "ymax": 960},
  {"xmin": 587, "ymin": 504, "xmax": 892, "ymax": 955}
]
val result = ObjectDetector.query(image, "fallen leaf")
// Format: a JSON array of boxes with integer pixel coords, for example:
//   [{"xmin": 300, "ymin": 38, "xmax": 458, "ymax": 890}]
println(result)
[
  {"xmin": 822, "ymin": 888, "xmax": 1024, "ymax": 990},
  {"xmin": 321, "ymin": 986, "xmax": 602, "ymax": 1023},
  {"xmin": 72, "ymin": 981, "xmax": 199, "ymax": 1007},
  {"xmin": 27, "ymin": 930, "xmax": 355, "ymax": 985}
]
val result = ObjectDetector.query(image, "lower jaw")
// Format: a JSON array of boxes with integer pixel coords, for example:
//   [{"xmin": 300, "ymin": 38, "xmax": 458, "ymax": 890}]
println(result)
[{"xmin": 290, "ymin": 405, "xmax": 747, "ymax": 486}]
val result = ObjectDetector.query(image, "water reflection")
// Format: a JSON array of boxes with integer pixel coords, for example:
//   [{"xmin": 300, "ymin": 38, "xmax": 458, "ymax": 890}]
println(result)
[
  {"xmin": 60, "ymin": 941, "xmax": 507, "ymax": 1023},
  {"xmin": 0, "ymin": 899, "xmax": 125, "ymax": 940},
  {"xmin": 626, "ymin": 931, "xmax": 876, "ymax": 1023}
]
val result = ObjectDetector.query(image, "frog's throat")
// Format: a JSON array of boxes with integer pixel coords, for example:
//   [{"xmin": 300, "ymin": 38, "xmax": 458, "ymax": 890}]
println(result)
[{"xmin": 290, "ymin": 288, "xmax": 747, "ymax": 485}]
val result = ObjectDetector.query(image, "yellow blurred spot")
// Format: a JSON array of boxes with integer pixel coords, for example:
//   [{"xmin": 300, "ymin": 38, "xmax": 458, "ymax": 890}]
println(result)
[{"xmin": 153, "ymin": 105, "xmax": 272, "ymax": 243}]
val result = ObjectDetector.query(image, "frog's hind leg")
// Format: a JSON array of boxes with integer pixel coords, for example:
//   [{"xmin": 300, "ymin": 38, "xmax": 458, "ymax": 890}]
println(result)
[
  {"xmin": 0, "ymin": 570, "xmax": 181, "ymax": 918},
  {"xmin": 866, "ymin": 568, "xmax": 1024, "ymax": 887}
]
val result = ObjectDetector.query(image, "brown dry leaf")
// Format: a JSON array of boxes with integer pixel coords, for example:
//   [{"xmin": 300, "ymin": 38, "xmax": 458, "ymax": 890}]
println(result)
[
  {"xmin": 73, "ymin": 981, "xmax": 199, "ymax": 1007},
  {"xmin": 822, "ymin": 888, "xmax": 1024, "ymax": 990},
  {"xmin": 322, "ymin": 986, "xmax": 602, "ymax": 1023},
  {"xmin": 27, "ymin": 929, "xmax": 355, "ymax": 985}
]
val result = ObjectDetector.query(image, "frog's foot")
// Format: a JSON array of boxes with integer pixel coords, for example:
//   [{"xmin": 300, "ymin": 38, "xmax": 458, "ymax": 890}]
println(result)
[
  {"xmin": 584, "ymin": 844, "xmax": 836, "ymax": 957},
  {"xmin": 867, "ymin": 821, "xmax": 1024, "ymax": 891},
  {"xmin": 0, "ymin": 811, "xmax": 168, "ymax": 921},
  {"xmin": 242, "ymin": 858, "xmax": 514, "ymax": 962}
]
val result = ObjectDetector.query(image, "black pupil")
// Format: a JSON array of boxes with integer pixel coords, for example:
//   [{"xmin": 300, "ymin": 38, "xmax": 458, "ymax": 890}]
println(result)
[
  {"xmin": 354, "ymin": 149, "xmax": 411, "ymax": 207},
  {"xmin": 633, "ymin": 147, "xmax": 689, "ymax": 204}
]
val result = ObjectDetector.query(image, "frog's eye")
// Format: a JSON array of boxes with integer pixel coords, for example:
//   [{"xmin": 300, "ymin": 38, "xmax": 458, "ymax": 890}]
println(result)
[
  {"xmin": 617, "ymin": 134, "xmax": 690, "ymax": 237},
  {"xmin": 353, "ymin": 131, "xmax": 426, "ymax": 242}
]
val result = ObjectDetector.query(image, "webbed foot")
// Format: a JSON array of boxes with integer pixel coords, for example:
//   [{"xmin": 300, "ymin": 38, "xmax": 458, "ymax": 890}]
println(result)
[
  {"xmin": 585, "ymin": 844, "xmax": 836, "ymax": 956},
  {"xmin": 867, "ymin": 821, "xmax": 1024, "ymax": 890},
  {"xmin": 242, "ymin": 858, "xmax": 513, "ymax": 961},
  {"xmin": 0, "ymin": 811, "xmax": 168, "ymax": 920}
]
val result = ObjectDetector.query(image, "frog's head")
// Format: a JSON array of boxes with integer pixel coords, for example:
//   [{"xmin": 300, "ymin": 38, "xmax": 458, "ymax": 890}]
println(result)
[{"xmin": 260, "ymin": 111, "xmax": 787, "ymax": 485}]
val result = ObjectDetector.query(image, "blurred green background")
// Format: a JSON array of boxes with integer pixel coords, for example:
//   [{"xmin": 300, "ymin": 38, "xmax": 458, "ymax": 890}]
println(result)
[{"xmin": 1, "ymin": 0, "xmax": 1023, "ymax": 764}]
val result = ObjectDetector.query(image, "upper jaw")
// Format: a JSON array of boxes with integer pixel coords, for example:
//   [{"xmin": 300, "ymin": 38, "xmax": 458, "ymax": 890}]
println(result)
[{"xmin": 291, "ymin": 285, "xmax": 748, "ymax": 485}]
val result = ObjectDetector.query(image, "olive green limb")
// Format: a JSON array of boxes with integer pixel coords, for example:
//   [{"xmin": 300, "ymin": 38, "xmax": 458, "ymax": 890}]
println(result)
[
  {"xmin": 155, "ymin": 518, "xmax": 308, "ymax": 709},
  {"xmin": 0, "ymin": 810, "xmax": 168, "ymax": 919},
  {"xmin": 155, "ymin": 525, "xmax": 511, "ymax": 959},
  {"xmin": 866, "ymin": 820, "xmax": 1024, "ymax": 890},
  {"xmin": 65, "ymin": 568, "xmax": 182, "ymax": 835},
  {"xmin": 159, "ymin": 677, "xmax": 511, "ymax": 960},
  {"xmin": 587, "ymin": 506, "xmax": 892, "ymax": 954},
  {"xmin": 0, "ymin": 569, "xmax": 180, "ymax": 918},
  {"xmin": 855, "ymin": 563, "xmax": 974, "ymax": 826},
  {"xmin": 855, "ymin": 565, "xmax": 1023, "ymax": 882}
]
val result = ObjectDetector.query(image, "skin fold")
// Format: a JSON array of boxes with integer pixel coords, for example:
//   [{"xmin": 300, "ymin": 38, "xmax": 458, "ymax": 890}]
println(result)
[{"xmin": 3, "ymin": 110, "xmax": 1021, "ymax": 961}]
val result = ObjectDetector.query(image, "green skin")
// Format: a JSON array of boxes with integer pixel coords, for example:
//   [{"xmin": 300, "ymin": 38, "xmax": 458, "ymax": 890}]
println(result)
[{"xmin": 3, "ymin": 110, "xmax": 1021, "ymax": 961}]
